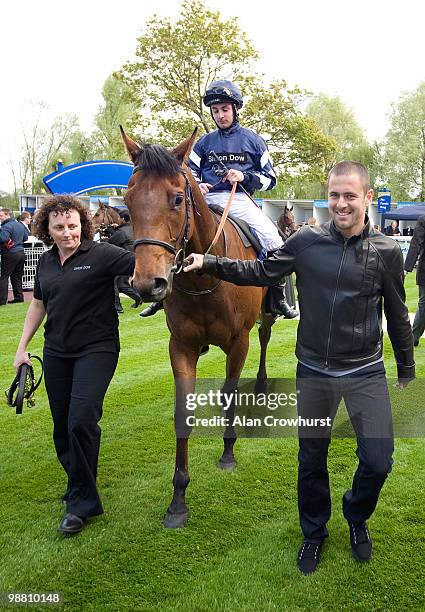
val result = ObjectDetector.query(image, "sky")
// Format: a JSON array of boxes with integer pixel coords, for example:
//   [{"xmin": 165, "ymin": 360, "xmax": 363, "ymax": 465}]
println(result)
[{"xmin": 1, "ymin": 0, "xmax": 424, "ymax": 193}]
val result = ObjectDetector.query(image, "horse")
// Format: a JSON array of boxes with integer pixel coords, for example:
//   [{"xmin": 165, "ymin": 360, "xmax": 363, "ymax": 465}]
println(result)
[
  {"xmin": 276, "ymin": 206, "xmax": 298, "ymax": 241},
  {"xmin": 121, "ymin": 127, "xmax": 276, "ymax": 528},
  {"xmin": 92, "ymin": 201, "xmax": 122, "ymax": 240}
]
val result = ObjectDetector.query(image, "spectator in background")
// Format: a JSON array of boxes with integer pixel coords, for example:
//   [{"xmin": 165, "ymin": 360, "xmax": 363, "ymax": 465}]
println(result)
[
  {"xmin": 404, "ymin": 214, "xmax": 425, "ymax": 347},
  {"xmin": 107, "ymin": 209, "xmax": 141, "ymax": 312},
  {"xmin": 385, "ymin": 221, "xmax": 400, "ymax": 236},
  {"xmin": 17, "ymin": 211, "xmax": 32, "ymax": 238},
  {"xmin": 276, "ymin": 207, "xmax": 299, "ymax": 313},
  {"xmin": 0, "ymin": 208, "xmax": 28, "ymax": 305}
]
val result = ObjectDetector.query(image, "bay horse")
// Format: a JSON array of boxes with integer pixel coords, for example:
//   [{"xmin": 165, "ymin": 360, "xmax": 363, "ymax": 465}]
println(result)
[
  {"xmin": 276, "ymin": 206, "xmax": 298, "ymax": 241},
  {"xmin": 92, "ymin": 201, "xmax": 122, "ymax": 240},
  {"xmin": 121, "ymin": 127, "xmax": 276, "ymax": 528}
]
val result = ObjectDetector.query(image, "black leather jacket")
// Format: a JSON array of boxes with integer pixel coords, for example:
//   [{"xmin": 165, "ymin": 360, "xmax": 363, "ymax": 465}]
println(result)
[
  {"xmin": 107, "ymin": 222, "xmax": 134, "ymax": 252},
  {"xmin": 203, "ymin": 219, "xmax": 415, "ymax": 379},
  {"xmin": 404, "ymin": 214, "xmax": 425, "ymax": 286}
]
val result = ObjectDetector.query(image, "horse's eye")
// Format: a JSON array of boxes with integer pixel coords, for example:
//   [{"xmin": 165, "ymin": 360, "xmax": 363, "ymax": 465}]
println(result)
[{"xmin": 174, "ymin": 194, "xmax": 184, "ymax": 207}]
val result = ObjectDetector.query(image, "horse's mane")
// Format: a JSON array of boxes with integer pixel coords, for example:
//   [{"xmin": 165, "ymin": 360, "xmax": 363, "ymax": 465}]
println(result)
[{"xmin": 135, "ymin": 144, "xmax": 181, "ymax": 178}]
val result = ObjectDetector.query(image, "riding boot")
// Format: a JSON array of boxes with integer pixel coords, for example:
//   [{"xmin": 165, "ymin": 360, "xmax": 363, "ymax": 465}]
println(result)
[
  {"xmin": 139, "ymin": 301, "xmax": 164, "ymax": 317},
  {"xmin": 265, "ymin": 282, "xmax": 298, "ymax": 318}
]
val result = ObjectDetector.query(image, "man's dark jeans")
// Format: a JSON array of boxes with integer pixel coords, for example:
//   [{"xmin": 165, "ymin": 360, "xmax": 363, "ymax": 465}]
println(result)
[
  {"xmin": 0, "ymin": 250, "xmax": 25, "ymax": 304},
  {"xmin": 296, "ymin": 362, "xmax": 394, "ymax": 542},
  {"xmin": 412, "ymin": 284, "xmax": 425, "ymax": 344}
]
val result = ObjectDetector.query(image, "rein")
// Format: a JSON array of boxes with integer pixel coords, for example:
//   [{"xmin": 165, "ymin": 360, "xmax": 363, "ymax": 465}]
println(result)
[
  {"xmin": 205, "ymin": 182, "xmax": 237, "ymax": 255},
  {"xmin": 6, "ymin": 355, "xmax": 44, "ymax": 415}
]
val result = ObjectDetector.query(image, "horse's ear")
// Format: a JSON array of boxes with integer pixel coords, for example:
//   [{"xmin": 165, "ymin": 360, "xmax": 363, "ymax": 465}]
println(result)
[
  {"xmin": 172, "ymin": 128, "xmax": 198, "ymax": 165},
  {"xmin": 120, "ymin": 125, "xmax": 140, "ymax": 164}
]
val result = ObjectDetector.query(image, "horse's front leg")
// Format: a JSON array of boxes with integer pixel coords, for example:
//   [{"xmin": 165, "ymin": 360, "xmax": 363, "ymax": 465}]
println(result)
[
  {"xmin": 218, "ymin": 331, "xmax": 250, "ymax": 470},
  {"xmin": 164, "ymin": 336, "xmax": 199, "ymax": 529},
  {"xmin": 255, "ymin": 309, "xmax": 275, "ymax": 393}
]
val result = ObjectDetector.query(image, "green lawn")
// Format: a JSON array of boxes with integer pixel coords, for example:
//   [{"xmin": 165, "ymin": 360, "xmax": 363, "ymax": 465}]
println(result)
[{"xmin": 0, "ymin": 275, "xmax": 424, "ymax": 611}]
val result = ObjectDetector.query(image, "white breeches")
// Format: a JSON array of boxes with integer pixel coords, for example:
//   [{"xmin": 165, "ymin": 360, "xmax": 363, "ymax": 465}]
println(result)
[{"xmin": 205, "ymin": 192, "xmax": 283, "ymax": 251}]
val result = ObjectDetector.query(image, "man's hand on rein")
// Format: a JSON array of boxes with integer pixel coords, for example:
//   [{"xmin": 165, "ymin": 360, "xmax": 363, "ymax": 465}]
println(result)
[
  {"xmin": 183, "ymin": 253, "xmax": 205, "ymax": 272},
  {"xmin": 223, "ymin": 169, "xmax": 244, "ymax": 184}
]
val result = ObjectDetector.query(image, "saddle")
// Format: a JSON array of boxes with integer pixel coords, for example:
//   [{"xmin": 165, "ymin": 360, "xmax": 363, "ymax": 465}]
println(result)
[{"xmin": 208, "ymin": 204, "xmax": 262, "ymax": 255}]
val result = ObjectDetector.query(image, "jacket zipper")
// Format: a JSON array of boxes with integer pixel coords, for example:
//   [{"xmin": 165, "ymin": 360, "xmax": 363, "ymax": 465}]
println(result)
[{"xmin": 324, "ymin": 240, "xmax": 348, "ymax": 368}]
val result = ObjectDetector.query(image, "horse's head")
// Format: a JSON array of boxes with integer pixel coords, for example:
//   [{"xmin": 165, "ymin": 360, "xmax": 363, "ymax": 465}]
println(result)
[
  {"xmin": 277, "ymin": 205, "xmax": 295, "ymax": 234},
  {"xmin": 121, "ymin": 127, "xmax": 198, "ymax": 302},
  {"xmin": 92, "ymin": 202, "xmax": 109, "ymax": 229}
]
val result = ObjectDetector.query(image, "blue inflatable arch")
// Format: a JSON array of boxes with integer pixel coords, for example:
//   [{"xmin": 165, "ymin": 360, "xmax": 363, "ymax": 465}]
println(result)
[{"xmin": 43, "ymin": 160, "xmax": 133, "ymax": 195}]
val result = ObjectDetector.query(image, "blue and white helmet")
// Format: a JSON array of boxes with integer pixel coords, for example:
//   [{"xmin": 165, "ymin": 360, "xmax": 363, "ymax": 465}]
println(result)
[{"xmin": 203, "ymin": 80, "xmax": 243, "ymax": 109}]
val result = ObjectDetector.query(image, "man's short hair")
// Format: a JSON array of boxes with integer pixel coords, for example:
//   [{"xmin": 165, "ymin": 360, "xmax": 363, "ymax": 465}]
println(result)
[
  {"xmin": 20, "ymin": 211, "xmax": 32, "ymax": 220},
  {"xmin": 119, "ymin": 210, "xmax": 130, "ymax": 222},
  {"xmin": 328, "ymin": 161, "xmax": 371, "ymax": 194},
  {"xmin": 1, "ymin": 208, "xmax": 12, "ymax": 217}
]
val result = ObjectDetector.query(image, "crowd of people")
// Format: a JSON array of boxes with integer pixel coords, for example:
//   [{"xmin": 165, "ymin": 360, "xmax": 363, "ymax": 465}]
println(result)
[{"xmin": 3, "ymin": 78, "xmax": 424, "ymax": 578}]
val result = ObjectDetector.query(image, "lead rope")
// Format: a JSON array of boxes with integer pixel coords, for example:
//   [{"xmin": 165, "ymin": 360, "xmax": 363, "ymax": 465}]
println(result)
[{"xmin": 205, "ymin": 182, "xmax": 237, "ymax": 255}]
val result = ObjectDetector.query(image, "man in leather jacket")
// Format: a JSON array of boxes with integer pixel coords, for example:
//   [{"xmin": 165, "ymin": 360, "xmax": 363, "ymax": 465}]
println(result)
[{"xmin": 184, "ymin": 161, "xmax": 415, "ymax": 575}]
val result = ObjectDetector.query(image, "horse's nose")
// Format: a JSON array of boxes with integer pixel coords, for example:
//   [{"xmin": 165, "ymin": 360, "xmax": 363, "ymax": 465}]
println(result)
[{"xmin": 133, "ymin": 277, "xmax": 169, "ymax": 302}]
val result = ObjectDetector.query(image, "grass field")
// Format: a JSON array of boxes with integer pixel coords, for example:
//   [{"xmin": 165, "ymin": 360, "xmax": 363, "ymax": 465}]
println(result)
[{"xmin": 0, "ymin": 274, "xmax": 424, "ymax": 611}]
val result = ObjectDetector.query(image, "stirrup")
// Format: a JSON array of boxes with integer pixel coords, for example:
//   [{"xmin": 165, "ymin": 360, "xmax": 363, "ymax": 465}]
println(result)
[{"xmin": 139, "ymin": 301, "xmax": 164, "ymax": 317}]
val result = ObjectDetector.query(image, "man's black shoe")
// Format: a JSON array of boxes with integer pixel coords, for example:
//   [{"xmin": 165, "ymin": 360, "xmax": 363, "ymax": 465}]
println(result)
[
  {"xmin": 140, "ymin": 301, "xmax": 164, "ymax": 317},
  {"xmin": 8, "ymin": 299, "xmax": 24, "ymax": 304},
  {"xmin": 297, "ymin": 540, "xmax": 323, "ymax": 575},
  {"xmin": 348, "ymin": 521, "xmax": 372, "ymax": 562},
  {"xmin": 116, "ymin": 305, "xmax": 124, "ymax": 314},
  {"xmin": 58, "ymin": 513, "xmax": 86, "ymax": 534}
]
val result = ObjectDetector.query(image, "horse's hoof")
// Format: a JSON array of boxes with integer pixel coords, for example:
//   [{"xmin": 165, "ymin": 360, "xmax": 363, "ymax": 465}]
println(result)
[
  {"xmin": 163, "ymin": 511, "xmax": 189, "ymax": 529},
  {"xmin": 218, "ymin": 458, "xmax": 237, "ymax": 471},
  {"xmin": 255, "ymin": 379, "xmax": 268, "ymax": 394}
]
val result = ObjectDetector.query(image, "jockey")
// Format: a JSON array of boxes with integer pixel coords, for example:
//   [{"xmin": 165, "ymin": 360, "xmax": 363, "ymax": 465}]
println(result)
[{"xmin": 140, "ymin": 79, "xmax": 298, "ymax": 319}]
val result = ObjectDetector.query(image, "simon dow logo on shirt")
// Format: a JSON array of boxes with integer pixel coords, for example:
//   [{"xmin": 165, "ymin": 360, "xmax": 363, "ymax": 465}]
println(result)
[{"xmin": 73, "ymin": 265, "xmax": 91, "ymax": 271}]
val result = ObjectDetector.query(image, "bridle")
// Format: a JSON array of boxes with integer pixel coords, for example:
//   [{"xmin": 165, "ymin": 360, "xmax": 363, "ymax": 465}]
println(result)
[{"xmin": 131, "ymin": 165, "xmax": 194, "ymax": 274}]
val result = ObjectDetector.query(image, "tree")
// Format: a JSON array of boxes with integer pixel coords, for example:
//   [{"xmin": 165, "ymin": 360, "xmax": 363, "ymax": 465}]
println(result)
[
  {"xmin": 298, "ymin": 93, "xmax": 378, "ymax": 198},
  {"xmin": 241, "ymin": 80, "xmax": 335, "ymax": 190},
  {"xmin": 383, "ymin": 82, "xmax": 425, "ymax": 201},
  {"xmin": 118, "ymin": 0, "xmax": 334, "ymax": 188},
  {"xmin": 13, "ymin": 101, "xmax": 80, "ymax": 193},
  {"xmin": 92, "ymin": 75, "xmax": 139, "ymax": 160},
  {"xmin": 119, "ymin": 0, "xmax": 258, "ymax": 142}
]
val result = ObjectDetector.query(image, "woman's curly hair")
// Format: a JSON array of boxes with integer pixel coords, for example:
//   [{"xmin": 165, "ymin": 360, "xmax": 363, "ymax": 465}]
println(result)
[{"xmin": 34, "ymin": 195, "xmax": 94, "ymax": 246}]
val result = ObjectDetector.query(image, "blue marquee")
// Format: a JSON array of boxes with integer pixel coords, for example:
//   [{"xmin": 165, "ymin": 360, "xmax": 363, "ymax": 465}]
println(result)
[{"xmin": 43, "ymin": 160, "xmax": 133, "ymax": 195}]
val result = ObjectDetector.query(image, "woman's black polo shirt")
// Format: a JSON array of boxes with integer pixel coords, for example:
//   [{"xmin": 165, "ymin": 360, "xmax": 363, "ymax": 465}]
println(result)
[{"xmin": 33, "ymin": 240, "xmax": 135, "ymax": 357}]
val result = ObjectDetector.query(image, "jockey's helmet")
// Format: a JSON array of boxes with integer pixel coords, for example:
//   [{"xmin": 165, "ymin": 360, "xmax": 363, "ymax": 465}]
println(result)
[{"xmin": 203, "ymin": 80, "xmax": 243, "ymax": 109}]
